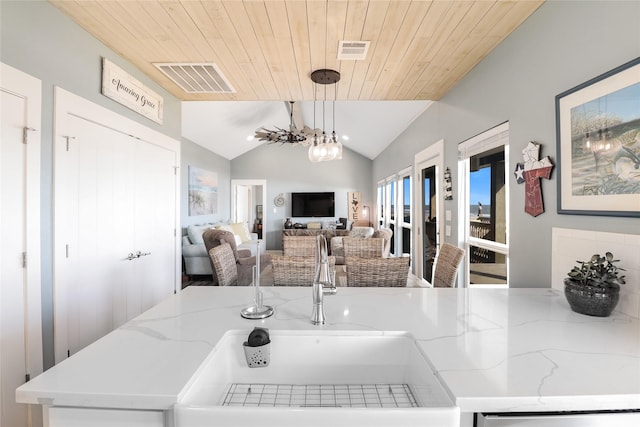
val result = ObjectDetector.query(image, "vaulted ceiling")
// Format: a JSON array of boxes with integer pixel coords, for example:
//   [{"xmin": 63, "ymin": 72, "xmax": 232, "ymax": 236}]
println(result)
[{"xmin": 49, "ymin": 0, "xmax": 544, "ymax": 158}]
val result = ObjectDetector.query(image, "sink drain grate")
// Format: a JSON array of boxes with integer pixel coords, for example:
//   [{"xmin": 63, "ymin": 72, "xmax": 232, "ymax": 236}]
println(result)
[{"xmin": 222, "ymin": 383, "xmax": 419, "ymax": 408}]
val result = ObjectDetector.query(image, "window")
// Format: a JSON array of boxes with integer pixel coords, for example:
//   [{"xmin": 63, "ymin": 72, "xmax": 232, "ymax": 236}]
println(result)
[
  {"xmin": 459, "ymin": 123, "xmax": 509, "ymax": 287},
  {"xmin": 400, "ymin": 173, "xmax": 411, "ymax": 256},
  {"xmin": 387, "ymin": 179, "xmax": 396, "ymax": 255},
  {"xmin": 377, "ymin": 180, "xmax": 385, "ymax": 228},
  {"xmin": 377, "ymin": 169, "xmax": 412, "ymax": 258}
]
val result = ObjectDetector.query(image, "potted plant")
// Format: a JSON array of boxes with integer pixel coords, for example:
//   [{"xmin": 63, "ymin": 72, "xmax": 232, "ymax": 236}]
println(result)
[{"xmin": 564, "ymin": 252, "xmax": 626, "ymax": 317}]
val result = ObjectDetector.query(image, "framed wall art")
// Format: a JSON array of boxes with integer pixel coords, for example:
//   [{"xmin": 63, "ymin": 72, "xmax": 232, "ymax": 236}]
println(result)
[
  {"xmin": 555, "ymin": 57, "xmax": 640, "ymax": 217},
  {"xmin": 188, "ymin": 166, "xmax": 218, "ymax": 216}
]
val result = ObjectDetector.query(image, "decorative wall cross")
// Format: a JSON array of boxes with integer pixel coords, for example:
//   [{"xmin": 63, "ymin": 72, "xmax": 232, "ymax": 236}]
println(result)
[{"xmin": 514, "ymin": 141, "xmax": 554, "ymax": 217}]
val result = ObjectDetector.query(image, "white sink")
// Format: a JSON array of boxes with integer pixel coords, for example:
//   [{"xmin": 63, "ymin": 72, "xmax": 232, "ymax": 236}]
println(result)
[{"xmin": 174, "ymin": 330, "xmax": 458, "ymax": 427}]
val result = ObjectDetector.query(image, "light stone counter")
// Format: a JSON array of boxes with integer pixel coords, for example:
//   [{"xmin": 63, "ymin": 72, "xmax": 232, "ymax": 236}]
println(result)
[{"xmin": 17, "ymin": 287, "xmax": 640, "ymax": 424}]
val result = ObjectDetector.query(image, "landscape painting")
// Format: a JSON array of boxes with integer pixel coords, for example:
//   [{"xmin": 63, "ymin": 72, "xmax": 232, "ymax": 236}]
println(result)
[
  {"xmin": 188, "ymin": 166, "xmax": 218, "ymax": 216},
  {"xmin": 556, "ymin": 58, "xmax": 640, "ymax": 217}
]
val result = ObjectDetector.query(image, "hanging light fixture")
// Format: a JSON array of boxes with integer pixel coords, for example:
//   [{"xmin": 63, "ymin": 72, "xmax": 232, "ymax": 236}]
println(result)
[{"xmin": 308, "ymin": 69, "xmax": 341, "ymax": 162}]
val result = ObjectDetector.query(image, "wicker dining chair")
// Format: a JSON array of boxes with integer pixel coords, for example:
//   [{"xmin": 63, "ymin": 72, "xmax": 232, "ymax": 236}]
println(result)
[
  {"xmin": 345, "ymin": 256, "xmax": 410, "ymax": 287},
  {"xmin": 342, "ymin": 237, "xmax": 384, "ymax": 259},
  {"xmin": 208, "ymin": 243, "xmax": 238, "ymax": 286},
  {"xmin": 432, "ymin": 243, "xmax": 465, "ymax": 288},
  {"xmin": 271, "ymin": 254, "xmax": 336, "ymax": 286},
  {"xmin": 282, "ymin": 235, "xmax": 318, "ymax": 257}
]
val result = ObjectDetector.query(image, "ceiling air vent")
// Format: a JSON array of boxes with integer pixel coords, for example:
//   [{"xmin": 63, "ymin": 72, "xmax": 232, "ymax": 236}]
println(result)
[
  {"xmin": 154, "ymin": 63, "xmax": 235, "ymax": 93},
  {"xmin": 337, "ymin": 41, "xmax": 370, "ymax": 60}
]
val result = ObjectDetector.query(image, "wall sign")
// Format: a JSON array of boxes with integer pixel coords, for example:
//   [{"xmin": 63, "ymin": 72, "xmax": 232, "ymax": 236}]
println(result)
[
  {"xmin": 101, "ymin": 58, "xmax": 164, "ymax": 124},
  {"xmin": 348, "ymin": 191, "xmax": 361, "ymax": 222}
]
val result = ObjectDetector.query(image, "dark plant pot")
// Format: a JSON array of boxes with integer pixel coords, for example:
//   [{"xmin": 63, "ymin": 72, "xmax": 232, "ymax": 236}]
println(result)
[{"xmin": 564, "ymin": 278, "xmax": 620, "ymax": 317}]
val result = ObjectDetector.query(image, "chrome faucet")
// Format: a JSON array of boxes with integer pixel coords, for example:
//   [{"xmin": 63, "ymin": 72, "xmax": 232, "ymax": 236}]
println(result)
[{"xmin": 311, "ymin": 235, "xmax": 337, "ymax": 325}]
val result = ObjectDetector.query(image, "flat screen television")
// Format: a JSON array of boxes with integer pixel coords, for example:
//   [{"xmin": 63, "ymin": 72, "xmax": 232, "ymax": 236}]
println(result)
[{"xmin": 291, "ymin": 192, "xmax": 335, "ymax": 217}]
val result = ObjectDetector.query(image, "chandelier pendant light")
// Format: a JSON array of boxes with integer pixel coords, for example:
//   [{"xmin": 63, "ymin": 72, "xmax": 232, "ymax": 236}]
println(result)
[{"xmin": 308, "ymin": 69, "xmax": 342, "ymax": 162}]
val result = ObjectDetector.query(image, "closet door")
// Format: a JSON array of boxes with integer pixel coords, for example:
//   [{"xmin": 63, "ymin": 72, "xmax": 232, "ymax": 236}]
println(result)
[
  {"xmin": 57, "ymin": 114, "xmax": 136, "ymax": 357},
  {"xmin": 54, "ymin": 88, "xmax": 179, "ymax": 363},
  {"xmin": 128, "ymin": 140, "xmax": 176, "ymax": 319}
]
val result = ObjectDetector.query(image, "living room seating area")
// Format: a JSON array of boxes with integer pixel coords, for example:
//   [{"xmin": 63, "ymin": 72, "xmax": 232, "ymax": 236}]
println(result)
[{"xmin": 184, "ymin": 224, "xmax": 412, "ymax": 288}]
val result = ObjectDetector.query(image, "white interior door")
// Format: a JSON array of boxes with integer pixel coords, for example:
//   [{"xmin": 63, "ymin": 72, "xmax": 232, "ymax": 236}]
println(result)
[
  {"xmin": 234, "ymin": 184, "xmax": 251, "ymax": 224},
  {"xmin": 0, "ymin": 63, "xmax": 43, "ymax": 427},
  {"xmin": 57, "ymin": 114, "xmax": 134, "ymax": 356},
  {"xmin": 54, "ymin": 88, "xmax": 179, "ymax": 363},
  {"xmin": 130, "ymin": 139, "xmax": 177, "ymax": 317},
  {"xmin": 231, "ymin": 179, "xmax": 267, "ymax": 243}
]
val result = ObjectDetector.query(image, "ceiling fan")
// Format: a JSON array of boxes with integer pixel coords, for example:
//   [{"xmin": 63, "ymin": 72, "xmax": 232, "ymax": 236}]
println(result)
[{"xmin": 254, "ymin": 101, "xmax": 314, "ymax": 145}]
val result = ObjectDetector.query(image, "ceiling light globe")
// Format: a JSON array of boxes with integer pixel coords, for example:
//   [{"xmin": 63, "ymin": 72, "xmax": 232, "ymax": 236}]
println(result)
[{"xmin": 308, "ymin": 145, "xmax": 321, "ymax": 162}]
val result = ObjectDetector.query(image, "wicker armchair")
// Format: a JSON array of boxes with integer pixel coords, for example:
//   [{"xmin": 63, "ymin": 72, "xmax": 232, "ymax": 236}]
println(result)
[
  {"xmin": 203, "ymin": 229, "xmax": 270, "ymax": 286},
  {"xmin": 208, "ymin": 243, "xmax": 238, "ymax": 286},
  {"xmin": 343, "ymin": 237, "xmax": 384, "ymax": 259},
  {"xmin": 432, "ymin": 243, "xmax": 465, "ymax": 287},
  {"xmin": 271, "ymin": 255, "xmax": 336, "ymax": 286},
  {"xmin": 345, "ymin": 256, "xmax": 410, "ymax": 287},
  {"xmin": 372, "ymin": 227, "xmax": 393, "ymax": 257}
]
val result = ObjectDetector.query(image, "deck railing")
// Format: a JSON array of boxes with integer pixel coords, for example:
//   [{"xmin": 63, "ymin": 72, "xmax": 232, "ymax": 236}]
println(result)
[{"xmin": 470, "ymin": 218, "xmax": 492, "ymax": 263}]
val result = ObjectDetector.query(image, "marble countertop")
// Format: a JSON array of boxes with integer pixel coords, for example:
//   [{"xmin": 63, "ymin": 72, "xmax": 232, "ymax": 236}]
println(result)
[{"xmin": 17, "ymin": 287, "xmax": 640, "ymax": 413}]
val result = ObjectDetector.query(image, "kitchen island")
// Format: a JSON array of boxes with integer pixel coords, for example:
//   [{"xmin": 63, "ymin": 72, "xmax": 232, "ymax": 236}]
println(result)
[{"xmin": 17, "ymin": 287, "xmax": 640, "ymax": 426}]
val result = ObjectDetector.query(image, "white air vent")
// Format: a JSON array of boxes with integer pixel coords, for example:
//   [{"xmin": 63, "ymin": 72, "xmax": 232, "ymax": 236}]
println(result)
[
  {"xmin": 337, "ymin": 41, "xmax": 370, "ymax": 60},
  {"xmin": 154, "ymin": 63, "xmax": 235, "ymax": 93}
]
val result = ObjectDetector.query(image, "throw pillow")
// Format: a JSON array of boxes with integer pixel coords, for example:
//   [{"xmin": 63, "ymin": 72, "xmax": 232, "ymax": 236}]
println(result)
[
  {"xmin": 215, "ymin": 224, "xmax": 243, "ymax": 246},
  {"xmin": 349, "ymin": 226, "xmax": 374, "ymax": 238},
  {"xmin": 187, "ymin": 224, "xmax": 212, "ymax": 245},
  {"xmin": 229, "ymin": 222, "xmax": 251, "ymax": 243}
]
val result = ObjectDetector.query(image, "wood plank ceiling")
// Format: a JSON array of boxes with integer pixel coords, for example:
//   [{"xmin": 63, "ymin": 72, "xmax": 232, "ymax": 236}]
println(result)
[{"xmin": 50, "ymin": 0, "xmax": 543, "ymax": 101}]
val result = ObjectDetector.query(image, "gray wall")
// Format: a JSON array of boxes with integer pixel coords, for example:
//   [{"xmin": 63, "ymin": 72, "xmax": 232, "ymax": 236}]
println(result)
[
  {"xmin": 181, "ymin": 138, "xmax": 231, "ymax": 227},
  {"xmin": 374, "ymin": 1, "xmax": 640, "ymax": 288},
  {"xmin": 1, "ymin": 1, "xmax": 182, "ymax": 369},
  {"xmin": 232, "ymin": 143, "xmax": 373, "ymax": 249}
]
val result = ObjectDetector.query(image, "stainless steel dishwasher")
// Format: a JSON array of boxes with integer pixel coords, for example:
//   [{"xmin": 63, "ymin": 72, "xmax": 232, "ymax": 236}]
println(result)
[{"xmin": 477, "ymin": 410, "xmax": 640, "ymax": 427}]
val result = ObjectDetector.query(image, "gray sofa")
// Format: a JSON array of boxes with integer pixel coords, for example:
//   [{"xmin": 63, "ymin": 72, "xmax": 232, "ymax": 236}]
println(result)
[{"xmin": 182, "ymin": 223, "xmax": 265, "ymax": 276}]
